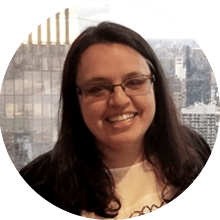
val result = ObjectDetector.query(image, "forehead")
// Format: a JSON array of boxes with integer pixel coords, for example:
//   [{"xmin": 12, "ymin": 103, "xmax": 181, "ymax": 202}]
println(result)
[{"xmin": 76, "ymin": 43, "xmax": 150, "ymax": 85}]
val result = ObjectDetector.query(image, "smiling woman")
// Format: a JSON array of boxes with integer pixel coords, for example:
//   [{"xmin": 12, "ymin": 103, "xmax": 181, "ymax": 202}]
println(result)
[
  {"xmin": 19, "ymin": 22, "xmax": 211, "ymax": 219},
  {"xmin": 76, "ymin": 43, "xmax": 156, "ymax": 168}
]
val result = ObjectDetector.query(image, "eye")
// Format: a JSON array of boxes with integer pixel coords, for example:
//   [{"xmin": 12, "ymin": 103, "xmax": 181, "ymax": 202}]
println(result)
[
  {"xmin": 85, "ymin": 84, "xmax": 110, "ymax": 96},
  {"xmin": 125, "ymin": 78, "xmax": 147, "ymax": 88},
  {"xmin": 87, "ymin": 85, "xmax": 104, "ymax": 94}
]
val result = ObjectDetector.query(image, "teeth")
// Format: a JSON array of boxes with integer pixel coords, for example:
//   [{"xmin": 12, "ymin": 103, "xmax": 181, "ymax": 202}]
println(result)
[{"xmin": 108, "ymin": 113, "xmax": 136, "ymax": 123}]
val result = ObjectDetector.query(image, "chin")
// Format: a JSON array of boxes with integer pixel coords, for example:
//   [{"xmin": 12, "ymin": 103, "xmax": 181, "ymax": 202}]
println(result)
[{"xmin": 101, "ymin": 132, "xmax": 145, "ymax": 148}]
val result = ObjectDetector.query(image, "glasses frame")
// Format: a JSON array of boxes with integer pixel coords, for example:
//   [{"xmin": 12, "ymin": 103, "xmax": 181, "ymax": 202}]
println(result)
[{"xmin": 76, "ymin": 73, "xmax": 155, "ymax": 99}]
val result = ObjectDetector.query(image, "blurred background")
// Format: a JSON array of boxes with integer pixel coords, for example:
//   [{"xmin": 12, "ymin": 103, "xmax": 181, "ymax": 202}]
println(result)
[{"xmin": 0, "ymin": 1, "xmax": 219, "ymax": 171}]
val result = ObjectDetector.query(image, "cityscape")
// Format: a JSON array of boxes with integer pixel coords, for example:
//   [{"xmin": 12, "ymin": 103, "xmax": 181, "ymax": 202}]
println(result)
[
  {"xmin": 148, "ymin": 38, "xmax": 219, "ymax": 150},
  {"xmin": 0, "ymin": 7, "xmax": 219, "ymax": 171}
]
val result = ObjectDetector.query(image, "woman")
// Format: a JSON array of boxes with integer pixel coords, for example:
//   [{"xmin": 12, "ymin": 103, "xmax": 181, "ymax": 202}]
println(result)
[{"xmin": 20, "ymin": 22, "xmax": 211, "ymax": 219}]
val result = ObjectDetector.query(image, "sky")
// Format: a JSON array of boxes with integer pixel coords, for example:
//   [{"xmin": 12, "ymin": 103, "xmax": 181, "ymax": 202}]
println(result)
[
  {"xmin": 75, "ymin": 0, "xmax": 193, "ymax": 39},
  {"xmin": 22, "ymin": 0, "xmax": 195, "ymax": 45}
]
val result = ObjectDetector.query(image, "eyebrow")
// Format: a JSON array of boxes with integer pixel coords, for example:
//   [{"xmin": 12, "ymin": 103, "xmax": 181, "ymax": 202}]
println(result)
[
  {"xmin": 84, "ymin": 71, "xmax": 145, "ymax": 85},
  {"xmin": 124, "ymin": 71, "xmax": 144, "ymax": 78},
  {"xmin": 84, "ymin": 77, "xmax": 110, "ymax": 85}
]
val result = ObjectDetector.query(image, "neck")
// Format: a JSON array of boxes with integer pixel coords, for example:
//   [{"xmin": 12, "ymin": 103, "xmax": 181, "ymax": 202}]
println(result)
[{"xmin": 97, "ymin": 139, "xmax": 145, "ymax": 169}]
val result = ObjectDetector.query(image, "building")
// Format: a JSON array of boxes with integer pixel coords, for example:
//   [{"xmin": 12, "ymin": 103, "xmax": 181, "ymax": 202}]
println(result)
[
  {"xmin": 0, "ymin": 7, "xmax": 80, "ymax": 170},
  {"xmin": 186, "ymin": 48, "xmax": 211, "ymax": 106},
  {"xmin": 210, "ymin": 71, "xmax": 219, "ymax": 106},
  {"xmin": 167, "ymin": 76, "xmax": 183, "ymax": 112},
  {"xmin": 181, "ymin": 102, "xmax": 220, "ymax": 149},
  {"xmin": 167, "ymin": 55, "xmax": 187, "ymax": 112},
  {"xmin": 175, "ymin": 56, "xmax": 186, "ymax": 81},
  {"xmin": 174, "ymin": 56, "xmax": 187, "ymax": 109},
  {"xmin": 23, "ymin": 7, "xmax": 79, "ymax": 46}
]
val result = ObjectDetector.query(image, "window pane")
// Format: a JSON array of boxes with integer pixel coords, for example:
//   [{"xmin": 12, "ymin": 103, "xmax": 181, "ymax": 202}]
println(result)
[
  {"xmin": 24, "ymin": 71, "xmax": 33, "ymax": 95},
  {"xmin": 51, "ymin": 57, "xmax": 60, "ymax": 70},
  {"xmin": 42, "ymin": 57, "xmax": 50, "ymax": 70},
  {"xmin": 14, "ymin": 77, "xmax": 23, "ymax": 95},
  {"xmin": 24, "ymin": 104, "xmax": 32, "ymax": 118},
  {"xmin": 52, "ymin": 71, "xmax": 61, "ymax": 94},
  {"xmin": 42, "ymin": 71, "xmax": 51, "ymax": 94},
  {"xmin": 34, "ymin": 103, "xmax": 42, "ymax": 118},
  {"xmin": 5, "ymin": 80, "xmax": 13, "ymax": 95},
  {"xmin": 6, "ymin": 104, "xmax": 14, "ymax": 118},
  {"xmin": 33, "ymin": 71, "xmax": 42, "ymax": 94},
  {"xmin": 52, "ymin": 95, "xmax": 59, "ymax": 118}
]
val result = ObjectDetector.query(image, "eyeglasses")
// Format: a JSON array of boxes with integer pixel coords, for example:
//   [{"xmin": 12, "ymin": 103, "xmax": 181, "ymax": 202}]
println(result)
[{"xmin": 76, "ymin": 74, "xmax": 155, "ymax": 101}]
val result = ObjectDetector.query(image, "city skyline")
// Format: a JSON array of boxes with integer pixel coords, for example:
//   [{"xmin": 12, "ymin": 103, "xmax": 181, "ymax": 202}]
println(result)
[
  {"xmin": 0, "ymin": 1, "xmax": 218, "ymax": 168},
  {"xmin": 21, "ymin": 4, "xmax": 194, "ymax": 45}
]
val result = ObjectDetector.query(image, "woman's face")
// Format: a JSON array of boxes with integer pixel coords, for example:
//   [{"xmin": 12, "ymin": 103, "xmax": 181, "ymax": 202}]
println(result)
[{"xmin": 76, "ymin": 43, "xmax": 156, "ymax": 150}]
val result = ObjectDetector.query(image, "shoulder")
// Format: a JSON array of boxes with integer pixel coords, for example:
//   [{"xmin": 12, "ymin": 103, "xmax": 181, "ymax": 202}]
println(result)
[
  {"xmin": 19, "ymin": 150, "xmax": 81, "ymax": 215},
  {"xmin": 19, "ymin": 151, "xmax": 55, "ymax": 200},
  {"xmin": 19, "ymin": 151, "xmax": 52, "ymax": 182}
]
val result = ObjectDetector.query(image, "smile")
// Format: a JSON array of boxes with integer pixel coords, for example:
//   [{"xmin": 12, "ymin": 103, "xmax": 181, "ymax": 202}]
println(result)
[{"xmin": 106, "ymin": 113, "xmax": 138, "ymax": 123}]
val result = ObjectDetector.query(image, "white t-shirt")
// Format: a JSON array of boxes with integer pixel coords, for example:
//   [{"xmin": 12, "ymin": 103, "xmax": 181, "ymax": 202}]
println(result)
[{"xmin": 81, "ymin": 160, "xmax": 166, "ymax": 219}]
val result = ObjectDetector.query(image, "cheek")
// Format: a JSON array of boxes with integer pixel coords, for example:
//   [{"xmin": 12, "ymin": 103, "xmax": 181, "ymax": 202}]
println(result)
[
  {"xmin": 149, "ymin": 95, "xmax": 156, "ymax": 117},
  {"xmin": 137, "ymin": 94, "xmax": 156, "ymax": 122},
  {"xmin": 79, "ymin": 100, "xmax": 106, "ymax": 129}
]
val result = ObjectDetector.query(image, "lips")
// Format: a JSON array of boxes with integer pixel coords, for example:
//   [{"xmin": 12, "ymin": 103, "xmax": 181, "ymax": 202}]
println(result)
[{"xmin": 106, "ymin": 113, "xmax": 138, "ymax": 123}]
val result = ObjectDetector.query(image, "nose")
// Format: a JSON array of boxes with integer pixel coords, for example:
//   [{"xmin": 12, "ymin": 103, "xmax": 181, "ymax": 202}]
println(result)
[{"xmin": 108, "ymin": 86, "xmax": 131, "ymax": 107}]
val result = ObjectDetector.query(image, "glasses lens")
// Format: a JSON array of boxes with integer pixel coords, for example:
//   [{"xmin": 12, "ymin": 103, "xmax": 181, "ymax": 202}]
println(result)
[
  {"xmin": 84, "ymin": 84, "xmax": 110, "ymax": 97},
  {"xmin": 123, "ymin": 76, "xmax": 151, "ymax": 95}
]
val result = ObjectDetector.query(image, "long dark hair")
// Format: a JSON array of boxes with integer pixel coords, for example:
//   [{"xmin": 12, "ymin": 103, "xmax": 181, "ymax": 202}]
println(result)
[{"xmin": 50, "ymin": 22, "xmax": 211, "ymax": 217}]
